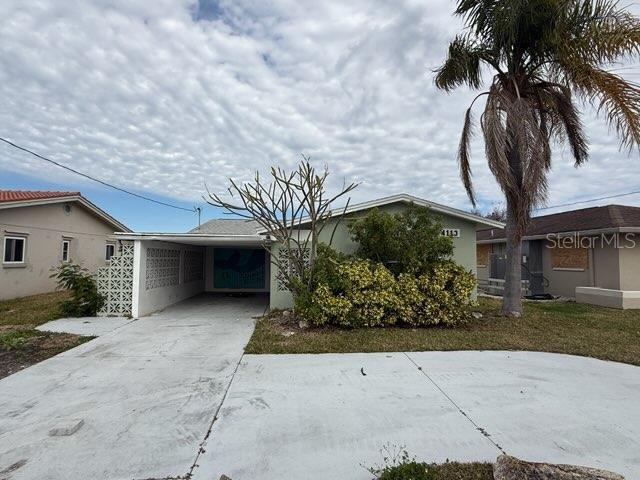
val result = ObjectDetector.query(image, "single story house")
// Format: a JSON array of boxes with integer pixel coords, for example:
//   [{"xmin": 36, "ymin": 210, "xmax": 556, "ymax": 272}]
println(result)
[
  {"xmin": 104, "ymin": 194, "xmax": 503, "ymax": 318},
  {"xmin": 1, "ymin": 190, "xmax": 130, "ymax": 300},
  {"xmin": 476, "ymin": 204, "xmax": 640, "ymax": 309}
]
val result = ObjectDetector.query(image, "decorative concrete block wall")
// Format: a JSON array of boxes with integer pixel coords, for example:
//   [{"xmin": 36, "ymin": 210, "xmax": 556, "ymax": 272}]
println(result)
[{"xmin": 97, "ymin": 242, "xmax": 134, "ymax": 316}]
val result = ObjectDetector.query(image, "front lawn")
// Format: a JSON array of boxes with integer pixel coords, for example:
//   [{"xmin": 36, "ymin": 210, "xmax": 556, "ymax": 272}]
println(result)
[
  {"xmin": 0, "ymin": 291, "xmax": 93, "ymax": 378},
  {"xmin": 245, "ymin": 297, "xmax": 640, "ymax": 366},
  {"xmin": 0, "ymin": 290, "xmax": 71, "ymax": 327}
]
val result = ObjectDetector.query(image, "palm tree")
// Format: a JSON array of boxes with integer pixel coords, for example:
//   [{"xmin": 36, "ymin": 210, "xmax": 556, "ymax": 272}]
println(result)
[{"xmin": 435, "ymin": 0, "xmax": 640, "ymax": 316}]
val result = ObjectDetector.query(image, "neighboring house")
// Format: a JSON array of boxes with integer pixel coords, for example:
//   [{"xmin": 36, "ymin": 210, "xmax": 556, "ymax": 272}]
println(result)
[
  {"xmin": 476, "ymin": 204, "xmax": 640, "ymax": 309},
  {"xmin": 106, "ymin": 194, "xmax": 502, "ymax": 318},
  {"xmin": 1, "ymin": 190, "xmax": 130, "ymax": 301}
]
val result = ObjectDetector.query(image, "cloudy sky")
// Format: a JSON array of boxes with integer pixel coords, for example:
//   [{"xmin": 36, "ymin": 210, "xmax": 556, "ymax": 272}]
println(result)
[{"xmin": 0, "ymin": 0, "xmax": 639, "ymax": 231}]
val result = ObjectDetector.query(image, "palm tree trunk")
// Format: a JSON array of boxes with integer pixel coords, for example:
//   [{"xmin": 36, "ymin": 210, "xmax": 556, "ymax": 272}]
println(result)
[
  {"xmin": 502, "ymin": 113, "xmax": 524, "ymax": 317},
  {"xmin": 502, "ymin": 203, "xmax": 523, "ymax": 316}
]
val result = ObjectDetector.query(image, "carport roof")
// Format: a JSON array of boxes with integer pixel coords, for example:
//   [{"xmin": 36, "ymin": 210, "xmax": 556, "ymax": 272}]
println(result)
[{"xmin": 112, "ymin": 231, "xmax": 265, "ymax": 245}]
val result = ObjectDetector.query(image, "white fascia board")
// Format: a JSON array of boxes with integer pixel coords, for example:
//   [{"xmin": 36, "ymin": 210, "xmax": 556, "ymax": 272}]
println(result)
[
  {"xmin": 335, "ymin": 194, "xmax": 505, "ymax": 228},
  {"xmin": 256, "ymin": 193, "xmax": 504, "ymax": 234}
]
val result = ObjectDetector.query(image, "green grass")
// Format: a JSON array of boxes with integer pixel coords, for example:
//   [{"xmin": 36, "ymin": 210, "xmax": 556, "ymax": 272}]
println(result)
[
  {"xmin": 0, "ymin": 291, "xmax": 70, "ymax": 327},
  {"xmin": 245, "ymin": 297, "xmax": 640, "ymax": 365}
]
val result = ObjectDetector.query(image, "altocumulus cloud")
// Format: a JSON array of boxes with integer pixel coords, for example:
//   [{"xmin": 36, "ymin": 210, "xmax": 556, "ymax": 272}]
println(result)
[{"xmin": 0, "ymin": 0, "xmax": 638, "ymax": 212}]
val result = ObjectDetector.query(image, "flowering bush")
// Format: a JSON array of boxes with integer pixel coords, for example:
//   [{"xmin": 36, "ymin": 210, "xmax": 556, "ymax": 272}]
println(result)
[{"xmin": 296, "ymin": 256, "xmax": 476, "ymax": 328}]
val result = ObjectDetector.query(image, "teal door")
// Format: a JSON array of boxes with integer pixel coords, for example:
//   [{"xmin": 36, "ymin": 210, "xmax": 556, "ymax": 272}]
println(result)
[{"xmin": 213, "ymin": 248, "xmax": 265, "ymax": 289}]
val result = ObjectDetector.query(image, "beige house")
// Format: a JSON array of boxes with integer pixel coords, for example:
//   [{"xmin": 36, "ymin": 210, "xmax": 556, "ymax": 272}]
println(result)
[
  {"xmin": 477, "ymin": 205, "xmax": 640, "ymax": 309},
  {"xmin": 1, "ymin": 190, "xmax": 129, "ymax": 301}
]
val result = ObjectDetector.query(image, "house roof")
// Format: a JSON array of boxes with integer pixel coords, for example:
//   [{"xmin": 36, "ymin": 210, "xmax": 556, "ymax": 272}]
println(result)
[
  {"xmin": 477, "ymin": 204, "xmax": 640, "ymax": 243},
  {"xmin": 0, "ymin": 190, "xmax": 80, "ymax": 203},
  {"xmin": 0, "ymin": 189, "xmax": 131, "ymax": 232},
  {"xmin": 295, "ymin": 193, "xmax": 505, "ymax": 229},
  {"xmin": 189, "ymin": 218, "xmax": 260, "ymax": 235}
]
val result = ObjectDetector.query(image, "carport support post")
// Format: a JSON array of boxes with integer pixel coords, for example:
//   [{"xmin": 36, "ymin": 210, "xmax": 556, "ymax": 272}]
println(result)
[{"xmin": 131, "ymin": 240, "xmax": 142, "ymax": 319}]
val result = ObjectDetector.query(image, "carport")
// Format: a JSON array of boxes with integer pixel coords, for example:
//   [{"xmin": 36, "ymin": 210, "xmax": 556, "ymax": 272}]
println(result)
[{"xmin": 111, "ymin": 231, "xmax": 270, "ymax": 318}]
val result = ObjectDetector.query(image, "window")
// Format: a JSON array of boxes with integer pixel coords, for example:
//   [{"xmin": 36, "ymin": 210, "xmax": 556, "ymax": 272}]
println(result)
[
  {"xmin": 477, "ymin": 244, "xmax": 490, "ymax": 267},
  {"xmin": 62, "ymin": 240, "xmax": 70, "ymax": 262},
  {"xmin": 4, "ymin": 236, "xmax": 26, "ymax": 263},
  {"xmin": 105, "ymin": 243, "xmax": 116, "ymax": 261}
]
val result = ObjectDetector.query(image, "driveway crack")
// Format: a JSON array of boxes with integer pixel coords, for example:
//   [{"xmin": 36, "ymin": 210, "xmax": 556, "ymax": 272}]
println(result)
[
  {"xmin": 402, "ymin": 352, "xmax": 505, "ymax": 455},
  {"xmin": 185, "ymin": 352, "xmax": 246, "ymax": 479}
]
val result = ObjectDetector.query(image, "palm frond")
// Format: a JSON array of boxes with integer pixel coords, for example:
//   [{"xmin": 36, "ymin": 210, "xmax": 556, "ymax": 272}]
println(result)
[
  {"xmin": 554, "ymin": 60, "xmax": 640, "ymax": 149},
  {"xmin": 557, "ymin": 0, "xmax": 640, "ymax": 64},
  {"xmin": 434, "ymin": 35, "xmax": 490, "ymax": 91},
  {"xmin": 540, "ymin": 85, "xmax": 589, "ymax": 165},
  {"xmin": 458, "ymin": 106, "xmax": 476, "ymax": 205}
]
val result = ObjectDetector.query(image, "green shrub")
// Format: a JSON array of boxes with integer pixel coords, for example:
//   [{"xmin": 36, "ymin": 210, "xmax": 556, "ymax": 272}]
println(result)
[
  {"xmin": 396, "ymin": 262, "xmax": 477, "ymax": 327},
  {"xmin": 349, "ymin": 204, "xmax": 454, "ymax": 276},
  {"xmin": 50, "ymin": 263, "xmax": 104, "ymax": 317},
  {"xmin": 297, "ymin": 257, "xmax": 476, "ymax": 328}
]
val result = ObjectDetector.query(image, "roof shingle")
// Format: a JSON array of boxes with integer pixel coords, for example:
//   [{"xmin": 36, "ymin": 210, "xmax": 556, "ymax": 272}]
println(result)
[
  {"xmin": 0, "ymin": 190, "xmax": 80, "ymax": 203},
  {"xmin": 477, "ymin": 204, "xmax": 640, "ymax": 241},
  {"xmin": 189, "ymin": 218, "xmax": 260, "ymax": 235}
]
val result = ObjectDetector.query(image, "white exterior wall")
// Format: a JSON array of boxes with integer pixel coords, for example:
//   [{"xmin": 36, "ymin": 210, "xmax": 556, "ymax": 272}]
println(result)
[{"xmin": 132, "ymin": 240, "xmax": 205, "ymax": 318}]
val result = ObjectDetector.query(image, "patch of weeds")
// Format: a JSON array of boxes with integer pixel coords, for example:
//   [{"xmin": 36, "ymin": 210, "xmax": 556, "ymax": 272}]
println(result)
[
  {"xmin": 0, "ymin": 330, "xmax": 43, "ymax": 351},
  {"xmin": 367, "ymin": 445, "xmax": 492, "ymax": 480}
]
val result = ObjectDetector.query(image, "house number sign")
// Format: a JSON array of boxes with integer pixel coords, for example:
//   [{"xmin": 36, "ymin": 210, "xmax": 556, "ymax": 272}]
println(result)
[{"xmin": 441, "ymin": 228, "xmax": 461, "ymax": 238}]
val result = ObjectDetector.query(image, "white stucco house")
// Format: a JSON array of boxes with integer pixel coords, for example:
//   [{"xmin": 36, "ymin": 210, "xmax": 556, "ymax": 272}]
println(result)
[{"xmin": 100, "ymin": 194, "xmax": 503, "ymax": 318}]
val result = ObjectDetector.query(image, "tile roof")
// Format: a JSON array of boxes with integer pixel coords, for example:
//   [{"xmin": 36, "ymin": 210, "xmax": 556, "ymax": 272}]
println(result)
[
  {"xmin": 477, "ymin": 204, "xmax": 640, "ymax": 241},
  {"xmin": 188, "ymin": 218, "xmax": 260, "ymax": 235},
  {"xmin": 0, "ymin": 190, "xmax": 80, "ymax": 203}
]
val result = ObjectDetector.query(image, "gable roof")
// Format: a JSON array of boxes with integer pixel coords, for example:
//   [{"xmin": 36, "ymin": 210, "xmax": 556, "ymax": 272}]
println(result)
[
  {"xmin": 0, "ymin": 189, "xmax": 131, "ymax": 232},
  {"xmin": 308, "ymin": 193, "xmax": 504, "ymax": 229},
  {"xmin": 189, "ymin": 218, "xmax": 260, "ymax": 235},
  {"xmin": 477, "ymin": 204, "xmax": 640, "ymax": 242}
]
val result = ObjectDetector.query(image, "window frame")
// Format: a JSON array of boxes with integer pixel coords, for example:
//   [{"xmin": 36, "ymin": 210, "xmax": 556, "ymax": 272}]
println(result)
[
  {"xmin": 61, "ymin": 239, "xmax": 71, "ymax": 263},
  {"xmin": 3, "ymin": 235, "xmax": 27, "ymax": 264},
  {"xmin": 105, "ymin": 242, "xmax": 116, "ymax": 261}
]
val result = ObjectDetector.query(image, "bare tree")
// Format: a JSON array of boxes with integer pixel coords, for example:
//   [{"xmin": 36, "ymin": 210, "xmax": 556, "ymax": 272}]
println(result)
[{"xmin": 206, "ymin": 157, "xmax": 358, "ymax": 295}]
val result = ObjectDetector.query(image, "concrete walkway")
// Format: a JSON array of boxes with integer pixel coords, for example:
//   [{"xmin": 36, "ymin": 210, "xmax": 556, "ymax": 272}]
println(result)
[
  {"xmin": 193, "ymin": 351, "xmax": 640, "ymax": 480},
  {"xmin": 0, "ymin": 294, "xmax": 267, "ymax": 480},
  {"xmin": 36, "ymin": 316, "xmax": 133, "ymax": 337}
]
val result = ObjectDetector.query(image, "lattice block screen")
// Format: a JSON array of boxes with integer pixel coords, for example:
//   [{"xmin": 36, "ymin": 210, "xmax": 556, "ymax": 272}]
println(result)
[
  {"xmin": 183, "ymin": 249, "xmax": 204, "ymax": 283},
  {"xmin": 145, "ymin": 248, "xmax": 180, "ymax": 290},
  {"xmin": 276, "ymin": 247, "xmax": 310, "ymax": 291},
  {"xmin": 97, "ymin": 242, "xmax": 134, "ymax": 316}
]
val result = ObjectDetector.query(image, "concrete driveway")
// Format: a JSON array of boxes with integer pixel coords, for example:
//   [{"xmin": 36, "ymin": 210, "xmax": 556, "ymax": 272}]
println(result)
[
  {"xmin": 193, "ymin": 351, "xmax": 640, "ymax": 480},
  {"xmin": 2, "ymin": 298, "xmax": 639, "ymax": 480},
  {"xmin": 0, "ymin": 294, "xmax": 267, "ymax": 480}
]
